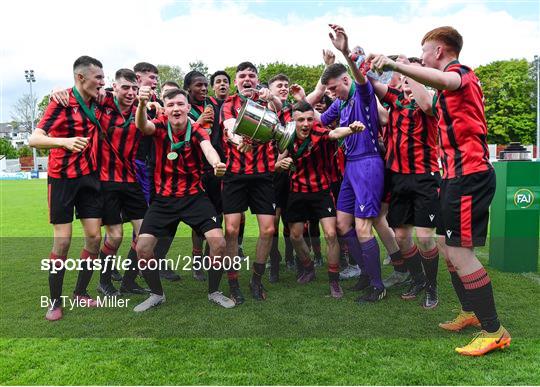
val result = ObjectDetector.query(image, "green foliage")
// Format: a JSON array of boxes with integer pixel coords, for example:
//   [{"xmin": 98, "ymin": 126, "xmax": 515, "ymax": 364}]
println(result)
[
  {"xmin": 156, "ymin": 65, "xmax": 185, "ymax": 96},
  {"xmin": 223, "ymin": 62, "xmax": 324, "ymax": 99},
  {"xmin": 17, "ymin": 145, "xmax": 33, "ymax": 157},
  {"xmin": 188, "ymin": 60, "xmax": 209, "ymax": 78},
  {"xmin": 37, "ymin": 95, "xmax": 50, "ymax": 119},
  {"xmin": 476, "ymin": 59, "xmax": 537, "ymax": 144},
  {"xmin": 0, "ymin": 138, "xmax": 18, "ymax": 158}
]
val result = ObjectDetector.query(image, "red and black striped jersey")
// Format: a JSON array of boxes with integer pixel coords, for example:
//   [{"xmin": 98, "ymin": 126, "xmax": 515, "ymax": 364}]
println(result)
[
  {"xmin": 188, "ymin": 96, "xmax": 225, "ymax": 167},
  {"xmin": 278, "ymin": 103, "xmax": 293, "ymax": 126},
  {"xmin": 150, "ymin": 116, "xmax": 210, "ymax": 198},
  {"xmin": 325, "ymin": 141, "xmax": 345, "ymax": 183},
  {"xmin": 382, "ymin": 87, "xmax": 439, "ymax": 174},
  {"xmin": 434, "ymin": 61, "xmax": 492, "ymax": 179},
  {"xmin": 220, "ymin": 94, "xmax": 276, "ymax": 175},
  {"xmin": 288, "ymin": 123, "xmax": 332, "ymax": 193},
  {"xmin": 37, "ymin": 88, "xmax": 100, "ymax": 179},
  {"xmin": 96, "ymin": 93, "xmax": 141, "ymax": 183}
]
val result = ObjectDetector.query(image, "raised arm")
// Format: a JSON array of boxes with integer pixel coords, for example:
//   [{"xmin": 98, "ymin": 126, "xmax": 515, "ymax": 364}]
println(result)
[
  {"xmin": 329, "ymin": 24, "xmax": 366, "ymax": 85},
  {"xmin": 369, "ymin": 54, "xmax": 461, "ymax": 91},
  {"xmin": 136, "ymin": 86, "xmax": 156, "ymax": 136}
]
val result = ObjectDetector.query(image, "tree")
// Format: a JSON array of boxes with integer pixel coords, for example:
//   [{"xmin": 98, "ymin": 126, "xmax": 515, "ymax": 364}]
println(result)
[
  {"xmin": 38, "ymin": 95, "xmax": 50, "ymax": 120},
  {"xmin": 476, "ymin": 59, "xmax": 536, "ymax": 144},
  {"xmin": 189, "ymin": 60, "xmax": 209, "ymax": 78},
  {"xmin": 0, "ymin": 138, "xmax": 18, "ymax": 158},
  {"xmin": 11, "ymin": 93, "xmax": 38, "ymax": 132},
  {"xmin": 156, "ymin": 64, "xmax": 184, "ymax": 96},
  {"xmin": 223, "ymin": 62, "xmax": 325, "ymax": 100}
]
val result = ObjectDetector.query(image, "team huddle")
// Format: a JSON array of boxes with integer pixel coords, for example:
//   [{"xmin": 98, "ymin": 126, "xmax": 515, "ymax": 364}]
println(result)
[{"xmin": 30, "ymin": 24, "xmax": 511, "ymax": 356}]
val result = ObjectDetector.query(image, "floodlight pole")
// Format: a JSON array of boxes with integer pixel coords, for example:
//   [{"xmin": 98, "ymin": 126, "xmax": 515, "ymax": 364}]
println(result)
[{"xmin": 24, "ymin": 69, "xmax": 38, "ymax": 174}]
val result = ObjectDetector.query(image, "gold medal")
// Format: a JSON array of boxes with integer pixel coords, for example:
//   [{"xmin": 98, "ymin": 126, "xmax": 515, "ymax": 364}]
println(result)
[{"xmin": 167, "ymin": 151, "xmax": 178, "ymax": 160}]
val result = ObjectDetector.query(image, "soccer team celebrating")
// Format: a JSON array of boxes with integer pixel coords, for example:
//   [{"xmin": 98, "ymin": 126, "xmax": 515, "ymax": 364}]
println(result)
[{"xmin": 30, "ymin": 24, "xmax": 511, "ymax": 356}]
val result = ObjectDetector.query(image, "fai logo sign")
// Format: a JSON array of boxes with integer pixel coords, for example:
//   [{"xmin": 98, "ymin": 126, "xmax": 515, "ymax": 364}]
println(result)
[{"xmin": 514, "ymin": 188, "xmax": 534, "ymax": 209}]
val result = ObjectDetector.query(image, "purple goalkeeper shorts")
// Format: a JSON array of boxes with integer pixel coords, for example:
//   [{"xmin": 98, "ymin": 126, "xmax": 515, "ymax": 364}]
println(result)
[{"xmin": 337, "ymin": 156, "xmax": 384, "ymax": 219}]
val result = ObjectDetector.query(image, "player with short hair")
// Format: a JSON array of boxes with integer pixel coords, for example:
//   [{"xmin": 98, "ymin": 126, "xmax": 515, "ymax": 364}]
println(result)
[
  {"xmin": 220, "ymin": 61, "xmax": 283, "ymax": 303},
  {"xmin": 133, "ymin": 87, "xmax": 235, "ymax": 312},
  {"xmin": 30, "ymin": 55, "xmax": 106, "ymax": 321},
  {"xmin": 319, "ymin": 25, "xmax": 387, "ymax": 304},
  {"xmin": 369, "ymin": 25, "xmax": 511, "ymax": 355},
  {"xmin": 276, "ymin": 101, "xmax": 365, "ymax": 298},
  {"xmin": 210, "ymin": 70, "xmax": 231, "ymax": 102}
]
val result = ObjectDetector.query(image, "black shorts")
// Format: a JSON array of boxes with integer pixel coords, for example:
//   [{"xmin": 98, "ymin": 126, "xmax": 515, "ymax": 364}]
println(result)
[
  {"xmin": 101, "ymin": 181, "xmax": 148, "ymax": 225},
  {"xmin": 274, "ymin": 172, "xmax": 290, "ymax": 209},
  {"xmin": 330, "ymin": 180, "xmax": 342, "ymax": 205},
  {"xmin": 284, "ymin": 189, "xmax": 336, "ymax": 224},
  {"xmin": 48, "ymin": 173, "xmax": 103, "ymax": 224},
  {"xmin": 202, "ymin": 171, "xmax": 223, "ymax": 215},
  {"xmin": 387, "ymin": 171, "xmax": 441, "ymax": 229},
  {"xmin": 222, "ymin": 173, "xmax": 276, "ymax": 215},
  {"xmin": 436, "ymin": 170, "xmax": 495, "ymax": 248},
  {"xmin": 139, "ymin": 193, "xmax": 221, "ymax": 238}
]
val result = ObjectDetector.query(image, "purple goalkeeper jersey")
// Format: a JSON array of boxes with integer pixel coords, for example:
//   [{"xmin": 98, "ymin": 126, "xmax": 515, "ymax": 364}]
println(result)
[{"xmin": 321, "ymin": 80, "xmax": 381, "ymax": 161}]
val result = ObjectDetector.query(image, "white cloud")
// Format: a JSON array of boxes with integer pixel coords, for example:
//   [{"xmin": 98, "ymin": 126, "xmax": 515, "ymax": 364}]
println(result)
[{"xmin": 1, "ymin": 0, "xmax": 538, "ymax": 120}]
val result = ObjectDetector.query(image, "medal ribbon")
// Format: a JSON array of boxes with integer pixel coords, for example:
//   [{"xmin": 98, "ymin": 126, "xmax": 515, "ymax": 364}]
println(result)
[
  {"xmin": 113, "ymin": 97, "xmax": 134, "ymax": 129},
  {"xmin": 168, "ymin": 120, "xmax": 192, "ymax": 151}
]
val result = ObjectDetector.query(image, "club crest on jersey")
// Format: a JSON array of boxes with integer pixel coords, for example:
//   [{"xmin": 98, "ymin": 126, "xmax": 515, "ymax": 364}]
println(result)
[
  {"xmin": 446, "ymin": 230, "xmax": 452, "ymax": 238},
  {"xmin": 429, "ymin": 214, "xmax": 435, "ymax": 222}
]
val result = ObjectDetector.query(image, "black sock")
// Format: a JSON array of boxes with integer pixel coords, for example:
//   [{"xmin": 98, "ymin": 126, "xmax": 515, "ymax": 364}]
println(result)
[
  {"xmin": 49, "ymin": 270, "xmax": 65, "ymax": 307},
  {"xmin": 328, "ymin": 263, "xmax": 340, "ymax": 282},
  {"xmin": 74, "ymin": 249, "xmax": 96, "ymax": 295},
  {"xmin": 99, "ymin": 250, "xmax": 114, "ymax": 285},
  {"xmin": 252, "ymin": 262, "xmax": 265, "ymax": 284},
  {"xmin": 389, "ymin": 250, "xmax": 407, "ymax": 273},
  {"xmin": 402, "ymin": 245, "xmax": 425, "ymax": 284},
  {"xmin": 420, "ymin": 247, "xmax": 439, "ymax": 287},
  {"xmin": 461, "ymin": 268, "xmax": 500, "ymax": 333},
  {"xmin": 141, "ymin": 259, "xmax": 163, "ymax": 296},
  {"xmin": 238, "ymin": 220, "xmax": 245, "ymax": 247},
  {"xmin": 121, "ymin": 247, "xmax": 139, "ymax": 286}
]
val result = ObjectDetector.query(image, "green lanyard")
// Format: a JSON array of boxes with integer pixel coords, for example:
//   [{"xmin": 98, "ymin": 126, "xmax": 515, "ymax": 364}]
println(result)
[
  {"xmin": 189, "ymin": 98, "xmax": 207, "ymax": 120},
  {"xmin": 339, "ymin": 83, "xmax": 356, "ymax": 112},
  {"xmin": 113, "ymin": 97, "xmax": 133, "ymax": 129},
  {"xmin": 288, "ymin": 133, "xmax": 312, "ymax": 159},
  {"xmin": 72, "ymin": 86, "xmax": 102, "ymax": 130},
  {"xmin": 395, "ymin": 95, "xmax": 417, "ymax": 110},
  {"xmin": 168, "ymin": 120, "xmax": 192, "ymax": 151}
]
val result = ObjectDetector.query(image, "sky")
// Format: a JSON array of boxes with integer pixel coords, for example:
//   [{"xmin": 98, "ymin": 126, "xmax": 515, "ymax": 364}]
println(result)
[{"xmin": 1, "ymin": 0, "xmax": 539, "ymax": 123}]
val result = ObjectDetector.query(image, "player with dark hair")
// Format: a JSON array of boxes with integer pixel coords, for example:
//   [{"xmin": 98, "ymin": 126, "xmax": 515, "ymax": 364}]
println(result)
[
  {"xmin": 276, "ymin": 101, "xmax": 365, "ymax": 298},
  {"xmin": 133, "ymin": 86, "xmax": 235, "ymax": 311},
  {"xmin": 220, "ymin": 61, "xmax": 283, "ymax": 303},
  {"xmin": 369, "ymin": 25, "xmax": 510, "ymax": 355},
  {"xmin": 318, "ymin": 25, "xmax": 387, "ymax": 304},
  {"xmin": 210, "ymin": 70, "xmax": 231, "ymax": 102},
  {"xmin": 30, "ymin": 55, "xmax": 106, "ymax": 321}
]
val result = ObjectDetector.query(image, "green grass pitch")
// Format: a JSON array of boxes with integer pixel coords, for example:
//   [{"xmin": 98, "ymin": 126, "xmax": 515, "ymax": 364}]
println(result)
[{"xmin": 1, "ymin": 180, "xmax": 539, "ymax": 385}]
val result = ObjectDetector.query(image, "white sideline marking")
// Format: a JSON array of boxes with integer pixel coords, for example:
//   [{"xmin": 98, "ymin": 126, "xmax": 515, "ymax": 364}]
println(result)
[{"xmin": 522, "ymin": 272, "xmax": 540, "ymax": 286}]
